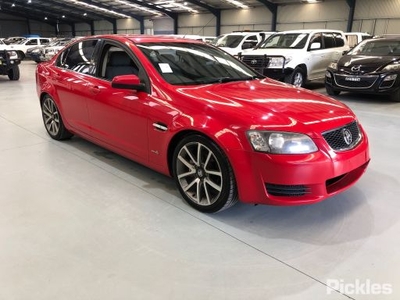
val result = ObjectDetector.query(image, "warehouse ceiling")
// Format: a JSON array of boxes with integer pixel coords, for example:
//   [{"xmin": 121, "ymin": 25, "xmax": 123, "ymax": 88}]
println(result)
[{"xmin": 0, "ymin": 0, "xmax": 307, "ymax": 25}]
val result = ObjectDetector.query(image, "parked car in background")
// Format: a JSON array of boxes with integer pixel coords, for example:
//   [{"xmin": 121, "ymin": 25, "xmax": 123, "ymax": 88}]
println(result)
[
  {"xmin": 3, "ymin": 36, "xmax": 27, "ymax": 45},
  {"xmin": 0, "ymin": 50, "xmax": 21, "ymax": 80},
  {"xmin": 2, "ymin": 37, "xmax": 52, "ymax": 59},
  {"xmin": 212, "ymin": 31, "xmax": 274, "ymax": 55},
  {"xmin": 239, "ymin": 29, "xmax": 349, "ymax": 87},
  {"xmin": 36, "ymin": 34, "xmax": 370, "ymax": 213},
  {"xmin": 344, "ymin": 32, "xmax": 373, "ymax": 48},
  {"xmin": 325, "ymin": 37, "xmax": 400, "ymax": 101},
  {"xmin": 165, "ymin": 34, "xmax": 215, "ymax": 43},
  {"xmin": 43, "ymin": 38, "xmax": 76, "ymax": 61}
]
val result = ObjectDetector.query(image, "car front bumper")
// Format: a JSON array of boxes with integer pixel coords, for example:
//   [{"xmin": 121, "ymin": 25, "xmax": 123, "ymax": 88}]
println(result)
[
  {"xmin": 229, "ymin": 126, "xmax": 370, "ymax": 206},
  {"xmin": 325, "ymin": 68, "xmax": 400, "ymax": 94}
]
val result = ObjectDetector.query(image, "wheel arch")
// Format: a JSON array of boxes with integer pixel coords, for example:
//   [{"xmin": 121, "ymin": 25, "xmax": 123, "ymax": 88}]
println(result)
[
  {"xmin": 296, "ymin": 64, "xmax": 308, "ymax": 77},
  {"xmin": 166, "ymin": 124, "xmax": 245, "ymax": 178}
]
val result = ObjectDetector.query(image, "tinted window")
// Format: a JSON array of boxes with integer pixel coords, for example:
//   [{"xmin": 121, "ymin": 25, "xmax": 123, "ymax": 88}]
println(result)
[
  {"xmin": 57, "ymin": 39, "xmax": 98, "ymax": 74},
  {"xmin": 98, "ymin": 45, "xmax": 140, "ymax": 81},
  {"xmin": 323, "ymin": 33, "xmax": 335, "ymax": 49},
  {"xmin": 334, "ymin": 33, "xmax": 345, "ymax": 47},
  {"xmin": 26, "ymin": 39, "xmax": 38, "ymax": 45}
]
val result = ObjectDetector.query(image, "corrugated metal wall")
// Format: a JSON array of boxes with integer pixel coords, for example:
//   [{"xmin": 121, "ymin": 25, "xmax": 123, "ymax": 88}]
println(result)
[
  {"xmin": 354, "ymin": 0, "xmax": 400, "ymax": 35},
  {"xmin": 2, "ymin": 0, "xmax": 400, "ymax": 38}
]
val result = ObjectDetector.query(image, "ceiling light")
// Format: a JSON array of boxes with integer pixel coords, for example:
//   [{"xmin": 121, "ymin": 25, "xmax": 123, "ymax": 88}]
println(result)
[
  {"xmin": 301, "ymin": 0, "xmax": 323, "ymax": 3},
  {"xmin": 224, "ymin": 0, "xmax": 248, "ymax": 9},
  {"xmin": 44, "ymin": 17, "xmax": 47, "ymax": 20},
  {"xmin": 155, "ymin": 0, "xmax": 198, "ymax": 13},
  {"xmin": 117, "ymin": 0, "xmax": 162, "ymax": 16},
  {"xmin": 64, "ymin": 0, "xmax": 130, "ymax": 18}
]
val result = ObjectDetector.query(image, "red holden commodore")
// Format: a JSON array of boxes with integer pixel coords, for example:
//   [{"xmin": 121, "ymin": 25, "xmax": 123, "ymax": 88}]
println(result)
[{"xmin": 36, "ymin": 35, "xmax": 370, "ymax": 213}]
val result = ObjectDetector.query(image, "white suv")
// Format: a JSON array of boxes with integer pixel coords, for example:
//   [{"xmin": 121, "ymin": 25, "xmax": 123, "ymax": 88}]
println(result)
[
  {"xmin": 240, "ymin": 29, "xmax": 349, "ymax": 87},
  {"xmin": 2, "ymin": 37, "xmax": 52, "ymax": 59},
  {"xmin": 212, "ymin": 31, "xmax": 274, "ymax": 56}
]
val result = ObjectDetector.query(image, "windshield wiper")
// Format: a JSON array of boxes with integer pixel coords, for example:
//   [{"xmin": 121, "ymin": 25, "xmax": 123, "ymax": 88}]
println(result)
[{"xmin": 201, "ymin": 75, "xmax": 262, "ymax": 84}]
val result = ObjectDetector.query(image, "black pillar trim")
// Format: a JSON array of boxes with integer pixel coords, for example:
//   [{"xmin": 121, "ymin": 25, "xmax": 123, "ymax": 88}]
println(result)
[{"xmin": 346, "ymin": 0, "xmax": 356, "ymax": 32}]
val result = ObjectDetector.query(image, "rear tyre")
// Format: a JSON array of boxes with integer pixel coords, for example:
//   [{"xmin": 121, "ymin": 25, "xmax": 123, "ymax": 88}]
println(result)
[
  {"xmin": 172, "ymin": 135, "xmax": 238, "ymax": 213},
  {"xmin": 326, "ymin": 85, "xmax": 341, "ymax": 96},
  {"xmin": 41, "ymin": 95, "xmax": 73, "ymax": 140},
  {"xmin": 8, "ymin": 66, "xmax": 20, "ymax": 81},
  {"xmin": 285, "ymin": 67, "xmax": 306, "ymax": 87},
  {"xmin": 17, "ymin": 51, "xmax": 25, "ymax": 60}
]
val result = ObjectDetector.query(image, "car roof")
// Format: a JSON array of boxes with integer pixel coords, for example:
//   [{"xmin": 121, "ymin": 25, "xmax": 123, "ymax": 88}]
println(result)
[
  {"xmin": 276, "ymin": 29, "xmax": 344, "ymax": 34},
  {"xmin": 80, "ymin": 34, "xmax": 206, "ymax": 44},
  {"xmin": 365, "ymin": 37, "xmax": 400, "ymax": 42}
]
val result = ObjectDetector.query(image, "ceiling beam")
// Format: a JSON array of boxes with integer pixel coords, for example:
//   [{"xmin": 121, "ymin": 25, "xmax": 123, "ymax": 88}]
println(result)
[
  {"xmin": 346, "ymin": 0, "xmax": 356, "ymax": 32},
  {"xmin": 0, "ymin": 7, "xmax": 57, "ymax": 27},
  {"xmin": 0, "ymin": 2, "xmax": 75, "ymax": 24},
  {"xmin": 257, "ymin": 0, "xmax": 278, "ymax": 31},
  {"xmin": 184, "ymin": 0, "xmax": 221, "ymax": 36}
]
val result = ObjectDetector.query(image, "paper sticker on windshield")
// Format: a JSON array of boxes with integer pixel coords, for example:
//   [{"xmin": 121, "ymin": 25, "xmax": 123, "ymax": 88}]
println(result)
[{"xmin": 159, "ymin": 63, "xmax": 173, "ymax": 73}]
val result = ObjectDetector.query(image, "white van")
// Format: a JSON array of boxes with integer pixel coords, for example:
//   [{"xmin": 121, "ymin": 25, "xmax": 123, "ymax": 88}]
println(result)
[
  {"xmin": 212, "ymin": 31, "xmax": 274, "ymax": 55},
  {"xmin": 240, "ymin": 29, "xmax": 349, "ymax": 87}
]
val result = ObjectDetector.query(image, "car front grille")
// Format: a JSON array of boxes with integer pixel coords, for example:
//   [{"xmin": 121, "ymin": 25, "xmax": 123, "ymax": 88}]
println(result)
[
  {"xmin": 322, "ymin": 121, "xmax": 362, "ymax": 151},
  {"xmin": 241, "ymin": 55, "xmax": 269, "ymax": 70},
  {"xmin": 340, "ymin": 66, "xmax": 378, "ymax": 74},
  {"xmin": 266, "ymin": 183, "xmax": 311, "ymax": 197},
  {"xmin": 334, "ymin": 74, "xmax": 379, "ymax": 88}
]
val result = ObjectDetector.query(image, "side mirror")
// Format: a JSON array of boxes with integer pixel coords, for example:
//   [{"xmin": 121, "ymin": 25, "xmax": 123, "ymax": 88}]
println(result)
[
  {"xmin": 111, "ymin": 74, "xmax": 145, "ymax": 91},
  {"xmin": 310, "ymin": 42, "xmax": 321, "ymax": 50}
]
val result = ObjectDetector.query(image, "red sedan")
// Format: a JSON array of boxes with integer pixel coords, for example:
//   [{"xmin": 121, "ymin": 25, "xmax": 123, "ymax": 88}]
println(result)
[{"xmin": 36, "ymin": 35, "xmax": 370, "ymax": 213}]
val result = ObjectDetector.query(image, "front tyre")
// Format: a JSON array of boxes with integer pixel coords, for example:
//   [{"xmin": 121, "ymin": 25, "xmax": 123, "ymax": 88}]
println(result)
[
  {"xmin": 285, "ymin": 67, "xmax": 305, "ymax": 87},
  {"xmin": 390, "ymin": 89, "xmax": 400, "ymax": 102},
  {"xmin": 41, "ymin": 95, "xmax": 73, "ymax": 140},
  {"xmin": 173, "ymin": 135, "xmax": 238, "ymax": 213},
  {"xmin": 8, "ymin": 66, "xmax": 20, "ymax": 80},
  {"xmin": 326, "ymin": 85, "xmax": 341, "ymax": 96}
]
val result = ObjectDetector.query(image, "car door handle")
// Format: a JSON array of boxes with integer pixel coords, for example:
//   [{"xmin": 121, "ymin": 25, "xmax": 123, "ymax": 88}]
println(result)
[{"xmin": 89, "ymin": 86, "xmax": 100, "ymax": 95}]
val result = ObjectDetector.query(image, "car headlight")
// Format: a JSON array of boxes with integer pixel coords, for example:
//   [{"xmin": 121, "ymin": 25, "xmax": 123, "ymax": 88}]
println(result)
[
  {"xmin": 382, "ymin": 63, "xmax": 400, "ymax": 72},
  {"xmin": 7, "ymin": 51, "xmax": 19, "ymax": 60},
  {"xmin": 328, "ymin": 62, "xmax": 338, "ymax": 70},
  {"xmin": 268, "ymin": 57, "xmax": 290, "ymax": 68},
  {"xmin": 247, "ymin": 131, "xmax": 318, "ymax": 154}
]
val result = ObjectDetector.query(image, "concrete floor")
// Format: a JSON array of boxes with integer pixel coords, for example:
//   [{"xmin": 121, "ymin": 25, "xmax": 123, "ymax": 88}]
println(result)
[{"xmin": 0, "ymin": 61, "xmax": 399, "ymax": 300}]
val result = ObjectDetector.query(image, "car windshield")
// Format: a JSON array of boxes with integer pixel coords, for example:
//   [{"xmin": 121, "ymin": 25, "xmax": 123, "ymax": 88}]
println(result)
[
  {"xmin": 348, "ymin": 39, "xmax": 400, "ymax": 55},
  {"xmin": 212, "ymin": 35, "xmax": 246, "ymax": 48},
  {"xmin": 137, "ymin": 42, "xmax": 262, "ymax": 85},
  {"xmin": 258, "ymin": 33, "xmax": 309, "ymax": 49}
]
